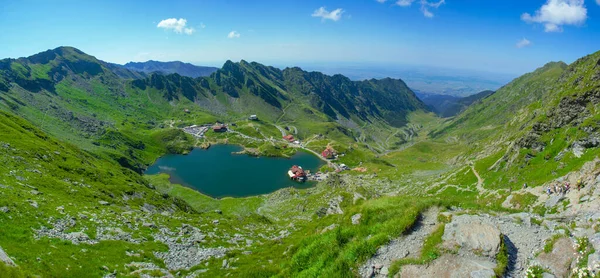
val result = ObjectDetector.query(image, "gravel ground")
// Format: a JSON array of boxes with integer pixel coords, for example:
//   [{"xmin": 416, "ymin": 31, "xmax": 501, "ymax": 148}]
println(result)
[{"xmin": 359, "ymin": 207, "xmax": 440, "ymax": 278}]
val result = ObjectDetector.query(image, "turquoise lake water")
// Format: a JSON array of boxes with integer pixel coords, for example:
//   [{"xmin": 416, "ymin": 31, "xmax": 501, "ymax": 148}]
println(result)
[{"xmin": 145, "ymin": 145, "xmax": 323, "ymax": 198}]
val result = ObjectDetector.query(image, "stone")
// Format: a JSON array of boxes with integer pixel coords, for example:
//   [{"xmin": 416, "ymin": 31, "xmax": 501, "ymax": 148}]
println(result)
[
  {"xmin": 351, "ymin": 213, "xmax": 362, "ymax": 225},
  {"xmin": 443, "ymin": 221, "xmax": 501, "ymax": 257},
  {"xmin": 142, "ymin": 203, "xmax": 156, "ymax": 213},
  {"xmin": 212, "ymin": 220, "xmax": 220, "ymax": 225},
  {"xmin": 98, "ymin": 201, "xmax": 110, "ymax": 206},
  {"xmin": 588, "ymin": 252, "xmax": 600, "ymax": 272},
  {"xmin": 320, "ymin": 224, "xmax": 338, "ymax": 234},
  {"xmin": 580, "ymin": 195, "xmax": 590, "ymax": 202},
  {"xmin": 215, "ymin": 210, "xmax": 222, "ymax": 214},
  {"xmin": 0, "ymin": 246, "xmax": 15, "ymax": 266},
  {"xmin": 572, "ymin": 144, "xmax": 585, "ymax": 158},
  {"xmin": 400, "ymin": 254, "xmax": 496, "ymax": 278},
  {"xmin": 470, "ymin": 269, "xmax": 496, "ymax": 278},
  {"xmin": 28, "ymin": 200, "xmax": 38, "ymax": 208},
  {"xmin": 222, "ymin": 259, "xmax": 228, "ymax": 269},
  {"xmin": 143, "ymin": 222, "xmax": 156, "ymax": 228},
  {"xmin": 380, "ymin": 266, "xmax": 389, "ymax": 275},
  {"xmin": 535, "ymin": 237, "xmax": 575, "ymax": 278},
  {"xmin": 545, "ymin": 195, "xmax": 564, "ymax": 208},
  {"xmin": 0, "ymin": 207, "xmax": 9, "ymax": 213},
  {"xmin": 325, "ymin": 196, "xmax": 344, "ymax": 215}
]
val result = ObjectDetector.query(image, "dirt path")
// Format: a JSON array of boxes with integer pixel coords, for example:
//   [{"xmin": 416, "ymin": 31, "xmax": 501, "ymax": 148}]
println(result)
[
  {"xmin": 275, "ymin": 103, "xmax": 291, "ymax": 124},
  {"xmin": 359, "ymin": 207, "xmax": 440, "ymax": 278},
  {"xmin": 274, "ymin": 125, "xmax": 287, "ymax": 137},
  {"xmin": 471, "ymin": 165, "xmax": 485, "ymax": 193}
]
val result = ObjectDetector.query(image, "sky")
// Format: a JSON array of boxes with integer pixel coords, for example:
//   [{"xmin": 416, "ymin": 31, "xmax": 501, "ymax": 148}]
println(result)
[{"xmin": 0, "ymin": 0, "xmax": 599, "ymax": 75}]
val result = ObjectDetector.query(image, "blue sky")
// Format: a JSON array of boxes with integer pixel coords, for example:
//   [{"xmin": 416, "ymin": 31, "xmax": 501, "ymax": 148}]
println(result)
[{"xmin": 0, "ymin": 0, "xmax": 599, "ymax": 74}]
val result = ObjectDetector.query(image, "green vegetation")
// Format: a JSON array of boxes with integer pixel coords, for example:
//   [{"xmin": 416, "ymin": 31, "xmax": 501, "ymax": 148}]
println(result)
[
  {"xmin": 510, "ymin": 193, "xmax": 538, "ymax": 209},
  {"xmin": 494, "ymin": 236, "xmax": 509, "ymax": 277},
  {"xmin": 0, "ymin": 46, "xmax": 599, "ymax": 277},
  {"xmin": 284, "ymin": 198, "xmax": 429, "ymax": 277}
]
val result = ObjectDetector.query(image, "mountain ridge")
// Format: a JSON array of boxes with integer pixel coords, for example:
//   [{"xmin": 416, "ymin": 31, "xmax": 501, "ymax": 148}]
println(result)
[
  {"xmin": 122, "ymin": 60, "xmax": 218, "ymax": 78},
  {"xmin": 416, "ymin": 89, "xmax": 494, "ymax": 117}
]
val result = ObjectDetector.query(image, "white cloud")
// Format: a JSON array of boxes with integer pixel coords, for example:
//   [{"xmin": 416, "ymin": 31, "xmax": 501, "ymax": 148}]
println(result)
[
  {"xmin": 157, "ymin": 18, "xmax": 195, "ymax": 35},
  {"xmin": 521, "ymin": 0, "xmax": 587, "ymax": 32},
  {"xmin": 396, "ymin": 0, "xmax": 445, "ymax": 17},
  {"xmin": 376, "ymin": 0, "xmax": 387, "ymax": 3},
  {"xmin": 424, "ymin": 0, "xmax": 445, "ymax": 8},
  {"xmin": 421, "ymin": 7, "xmax": 434, "ymax": 18},
  {"xmin": 200, "ymin": 23, "xmax": 206, "ymax": 29},
  {"xmin": 516, "ymin": 38, "xmax": 532, "ymax": 48},
  {"xmin": 227, "ymin": 31, "xmax": 240, "ymax": 39},
  {"xmin": 396, "ymin": 0, "xmax": 415, "ymax": 6},
  {"xmin": 597, "ymin": 0, "xmax": 600, "ymax": 5},
  {"xmin": 311, "ymin": 7, "xmax": 345, "ymax": 21}
]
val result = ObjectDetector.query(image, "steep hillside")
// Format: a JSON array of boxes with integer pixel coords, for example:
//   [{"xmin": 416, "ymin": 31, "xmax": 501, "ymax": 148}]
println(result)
[
  {"xmin": 417, "ymin": 90, "xmax": 494, "ymax": 117},
  {"xmin": 429, "ymin": 52, "xmax": 600, "ymax": 190},
  {"xmin": 2, "ymin": 47, "xmax": 600, "ymax": 278},
  {"xmin": 0, "ymin": 46, "xmax": 430, "ymax": 168},
  {"xmin": 122, "ymin": 60, "xmax": 218, "ymax": 78}
]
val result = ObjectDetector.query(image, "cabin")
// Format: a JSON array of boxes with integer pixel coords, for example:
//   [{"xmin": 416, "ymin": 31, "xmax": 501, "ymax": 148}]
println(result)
[
  {"xmin": 249, "ymin": 115, "xmax": 258, "ymax": 121},
  {"xmin": 212, "ymin": 124, "xmax": 227, "ymax": 132},
  {"xmin": 283, "ymin": 135, "xmax": 294, "ymax": 142},
  {"xmin": 321, "ymin": 146, "xmax": 337, "ymax": 159},
  {"xmin": 288, "ymin": 165, "xmax": 307, "ymax": 181}
]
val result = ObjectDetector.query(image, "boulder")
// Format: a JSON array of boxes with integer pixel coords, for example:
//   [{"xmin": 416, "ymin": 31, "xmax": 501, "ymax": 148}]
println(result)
[
  {"xmin": 0, "ymin": 246, "xmax": 16, "ymax": 266},
  {"xmin": 351, "ymin": 213, "xmax": 362, "ymax": 225},
  {"xmin": 443, "ymin": 220, "xmax": 501, "ymax": 257},
  {"xmin": 400, "ymin": 254, "xmax": 496, "ymax": 278},
  {"xmin": 572, "ymin": 144, "xmax": 585, "ymax": 158},
  {"xmin": 545, "ymin": 195, "xmax": 564, "ymax": 208},
  {"xmin": 321, "ymin": 224, "xmax": 338, "ymax": 234},
  {"xmin": 535, "ymin": 237, "xmax": 574, "ymax": 278}
]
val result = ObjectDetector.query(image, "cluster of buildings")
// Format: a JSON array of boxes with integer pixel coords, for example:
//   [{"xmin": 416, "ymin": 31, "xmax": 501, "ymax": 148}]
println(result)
[
  {"xmin": 321, "ymin": 146, "xmax": 337, "ymax": 159},
  {"xmin": 288, "ymin": 165, "xmax": 307, "ymax": 182},
  {"xmin": 212, "ymin": 123, "xmax": 228, "ymax": 132},
  {"xmin": 182, "ymin": 125, "xmax": 210, "ymax": 138}
]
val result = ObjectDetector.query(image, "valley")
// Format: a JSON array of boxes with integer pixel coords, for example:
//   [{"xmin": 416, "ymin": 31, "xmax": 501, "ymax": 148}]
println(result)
[{"xmin": 0, "ymin": 46, "xmax": 600, "ymax": 278}]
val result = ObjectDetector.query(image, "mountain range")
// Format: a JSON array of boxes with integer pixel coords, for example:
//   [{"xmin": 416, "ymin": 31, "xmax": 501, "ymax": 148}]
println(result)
[
  {"xmin": 1, "ymin": 46, "xmax": 600, "ymax": 277},
  {"xmin": 416, "ymin": 90, "xmax": 494, "ymax": 117},
  {"xmin": 121, "ymin": 60, "xmax": 218, "ymax": 78}
]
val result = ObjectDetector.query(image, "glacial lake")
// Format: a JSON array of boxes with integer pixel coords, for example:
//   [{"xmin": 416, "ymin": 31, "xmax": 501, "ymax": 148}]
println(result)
[{"xmin": 145, "ymin": 145, "xmax": 324, "ymax": 198}]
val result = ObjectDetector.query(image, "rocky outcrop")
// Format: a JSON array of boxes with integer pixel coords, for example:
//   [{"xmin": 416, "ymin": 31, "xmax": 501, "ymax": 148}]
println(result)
[
  {"xmin": 534, "ymin": 237, "xmax": 575, "ymax": 278},
  {"xmin": 442, "ymin": 216, "xmax": 501, "ymax": 257},
  {"xmin": 0, "ymin": 246, "xmax": 15, "ymax": 266},
  {"xmin": 153, "ymin": 225, "xmax": 227, "ymax": 270},
  {"xmin": 439, "ymin": 213, "xmax": 553, "ymax": 277},
  {"xmin": 399, "ymin": 254, "xmax": 496, "ymax": 278}
]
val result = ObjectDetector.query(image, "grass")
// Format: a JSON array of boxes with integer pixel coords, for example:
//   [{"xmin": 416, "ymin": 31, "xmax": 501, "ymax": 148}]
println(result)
[
  {"xmin": 1, "ymin": 48, "xmax": 600, "ymax": 277},
  {"xmin": 281, "ymin": 198, "xmax": 445, "ymax": 277},
  {"xmin": 494, "ymin": 235, "xmax": 509, "ymax": 277},
  {"xmin": 0, "ymin": 263, "xmax": 25, "ymax": 278},
  {"xmin": 510, "ymin": 193, "xmax": 538, "ymax": 210}
]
